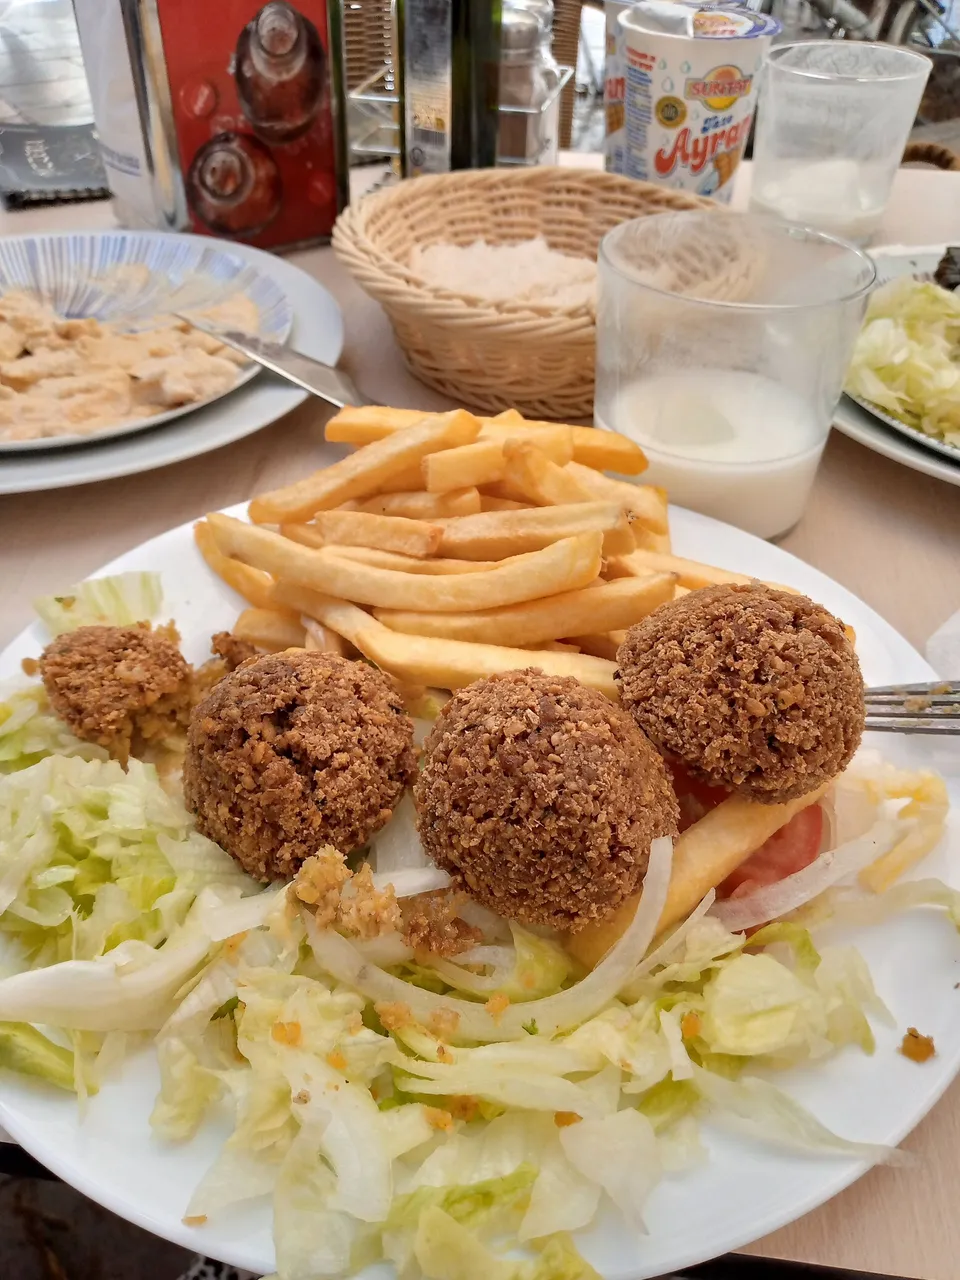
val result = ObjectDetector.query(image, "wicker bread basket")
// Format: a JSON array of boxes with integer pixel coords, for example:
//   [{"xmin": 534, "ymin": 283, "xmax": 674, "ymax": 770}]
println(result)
[{"xmin": 332, "ymin": 167, "xmax": 716, "ymax": 420}]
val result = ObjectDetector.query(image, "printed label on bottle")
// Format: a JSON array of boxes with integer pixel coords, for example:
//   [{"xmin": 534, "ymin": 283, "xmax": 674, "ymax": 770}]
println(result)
[{"xmin": 404, "ymin": 0, "xmax": 452, "ymax": 175}]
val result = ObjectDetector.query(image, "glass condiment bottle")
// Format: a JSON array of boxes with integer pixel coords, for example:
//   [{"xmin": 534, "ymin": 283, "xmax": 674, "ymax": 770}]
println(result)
[
  {"xmin": 398, "ymin": 0, "xmax": 503, "ymax": 176},
  {"xmin": 234, "ymin": 1, "xmax": 327, "ymax": 145},
  {"xmin": 185, "ymin": 132, "xmax": 282, "ymax": 236}
]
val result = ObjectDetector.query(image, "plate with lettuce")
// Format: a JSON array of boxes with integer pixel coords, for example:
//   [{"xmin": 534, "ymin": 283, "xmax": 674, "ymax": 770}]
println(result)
[
  {"xmin": 0, "ymin": 506, "xmax": 957, "ymax": 1280},
  {"xmin": 837, "ymin": 244, "xmax": 960, "ymax": 483}
]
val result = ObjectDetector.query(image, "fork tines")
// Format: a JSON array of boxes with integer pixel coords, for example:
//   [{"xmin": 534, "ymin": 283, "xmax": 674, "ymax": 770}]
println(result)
[{"xmin": 864, "ymin": 680, "xmax": 960, "ymax": 736}]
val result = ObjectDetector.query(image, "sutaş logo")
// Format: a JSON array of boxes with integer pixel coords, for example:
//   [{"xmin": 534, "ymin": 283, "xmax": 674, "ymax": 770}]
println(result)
[{"xmin": 684, "ymin": 64, "xmax": 753, "ymax": 111}]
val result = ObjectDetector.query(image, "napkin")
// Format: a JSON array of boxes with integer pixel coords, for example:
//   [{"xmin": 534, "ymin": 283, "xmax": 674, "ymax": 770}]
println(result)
[{"xmin": 0, "ymin": 123, "xmax": 110, "ymax": 210}]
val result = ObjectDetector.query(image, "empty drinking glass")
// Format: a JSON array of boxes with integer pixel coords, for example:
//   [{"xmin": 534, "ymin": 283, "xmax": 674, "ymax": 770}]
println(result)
[{"xmin": 749, "ymin": 41, "xmax": 931, "ymax": 245}]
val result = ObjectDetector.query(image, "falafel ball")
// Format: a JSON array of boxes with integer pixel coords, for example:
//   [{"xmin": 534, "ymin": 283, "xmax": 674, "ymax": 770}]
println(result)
[
  {"xmin": 616, "ymin": 583, "xmax": 864, "ymax": 804},
  {"xmin": 183, "ymin": 650, "xmax": 416, "ymax": 881},
  {"xmin": 39, "ymin": 622, "xmax": 193, "ymax": 764},
  {"xmin": 414, "ymin": 669, "xmax": 679, "ymax": 932}
]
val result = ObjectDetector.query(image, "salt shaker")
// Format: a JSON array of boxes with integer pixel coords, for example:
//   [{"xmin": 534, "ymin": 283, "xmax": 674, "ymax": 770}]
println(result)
[
  {"xmin": 522, "ymin": 0, "xmax": 561, "ymax": 165},
  {"xmin": 498, "ymin": 3, "xmax": 551, "ymax": 164}
]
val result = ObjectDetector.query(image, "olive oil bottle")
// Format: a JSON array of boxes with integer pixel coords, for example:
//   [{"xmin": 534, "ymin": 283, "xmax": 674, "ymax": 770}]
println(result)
[{"xmin": 397, "ymin": 0, "xmax": 502, "ymax": 176}]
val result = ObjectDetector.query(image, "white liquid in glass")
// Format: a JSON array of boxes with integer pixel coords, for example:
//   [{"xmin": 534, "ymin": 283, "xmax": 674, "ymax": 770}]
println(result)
[
  {"xmin": 750, "ymin": 158, "xmax": 888, "ymax": 244},
  {"xmin": 596, "ymin": 370, "xmax": 825, "ymax": 539}
]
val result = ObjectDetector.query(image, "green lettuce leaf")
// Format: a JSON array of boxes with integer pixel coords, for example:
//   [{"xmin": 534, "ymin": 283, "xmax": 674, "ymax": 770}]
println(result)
[
  {"xmin": 748, "ymin": 922, "xmax": 822, "ymax": 974},
  {"xmin": 414, "ymin": 1206, "xmax": 602, "ymax": 1280},
  {"xmin": 500, "ymin": 925, "xmax": 571, "ymax": 1002},
  {"xmin": 34, "ymin": 572, "xmax": 163, "ymax": 636},
  {"xmin": 386, "ymin": 1164, "xmax": 537, "ymax": 1233},
  {"xmin": 701, "ymin": 953, "xmax": 821, "ymax": 1058},
  {"xmin": 0, "ymin": 753, "xmax": 250, "ymax": 966},
  {"xmin": 0, "ymin": 685, "xmax": 107, "ymax": 775},
  {"xmin": 845, "ymin": 276, "xmax": 960, "ymax": 446},
  {"xmin": 635, "ymin": 1076, "xmax": 701, "ymax": 1133},
  {"xmin": 0, "ymin": 1021, "xmax": 76, "ymax": 1092}
]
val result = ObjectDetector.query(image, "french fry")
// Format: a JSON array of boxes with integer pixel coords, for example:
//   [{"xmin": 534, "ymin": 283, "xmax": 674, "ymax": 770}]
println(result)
[
  {"xmin": 422, "ymin": 440, "xmax": 509, "ymax": 492},
  {"xmin": 607, "ymin": 548, "xmax": 797, "ymax": 594},
  {"xmin": 564, "ymin": 462, "xmax": 668, "ymax": 534},
  {"xmin": 233, "ymin": 607, "xmax": 307, "ymax": 652},
  {"xmin": 207, "ymin": 513, "xmax": 602, "ymax": 612},
  {"xmin": 194, "ymin": 520, "xmax": 291, "ymax": 613},
  {"xmin": 317, "ymin": 544, "xmax": 499, "ymax": 574},
  {"xmin": 566, "ymin": 786, "xmax": 829, "ymax": 969},
  {"xmin": 482, "ymin": 422, "xmax": 646, "ymax": 475},
  {"xmin": 633, "ymin": 526, "xmax": 673, "ymax": 553},
  {"xmin": 423, "ymin": 429, "xmax": 573, "ymax": 493},
  {"xmin": 279, "ymin": 588, "xmax": 619, "ymax": 698},
  {"xmin": 356, "ymin": 488, "xmax": 481, "ymax": 519},
  {"xmin": 280, "ymin": 510, "xmax": 442, "ymax": 559},
  {"xmin": 325, "ymin": 406, "xmax": 647, "ymax": 474},
  {"xmin": 568, "ymin": 630, "xmax": 627, "ymax": 661},
  {"xmin": 327, "ymin": 407, "xmax": 568, "ymax": 459},
  {"xmin": 373, "ymin": 573, "xmax": 675, "ymax": 648},
  {"xmin": 479, "ymin": 496, "xmax": 527, "ymax": 512},
  {"xmin": 568, "ymin": 428, "xmax": 646, "ymax": 476},
  {"xmin": 250, "ymin": 410, "xmax": 480, "ymax": 523},
  {"xmin": 301, "ymin": 616, "xmax": 347, "ymax": 656},
  {"xmin": 436, "ymin": 502, "xmax": 633, "ymax": 560},
  {"xmin": 377, "ymin": 466, "xmax": 427, "ymax": 494},
  {"xmin": 858, "ymin": 771, "xmax": 949, "ymax": 894},
  {"xmin": 501, "ymin": 440, "xmax": 596, "ymax": 507},
  {"xmin": 479, "ymin": 476, "xmax": 543, "ymax": 505}
]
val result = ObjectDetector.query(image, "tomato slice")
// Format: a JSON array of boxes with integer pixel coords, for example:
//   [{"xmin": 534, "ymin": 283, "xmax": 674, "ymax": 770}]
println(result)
[
  {"xmin": 667, "ymin": 760, "xmax": 824, "ymax": 900},
  {"xmin": 717, "ymin": 804, "xmax": 824, "ymax": 900}
]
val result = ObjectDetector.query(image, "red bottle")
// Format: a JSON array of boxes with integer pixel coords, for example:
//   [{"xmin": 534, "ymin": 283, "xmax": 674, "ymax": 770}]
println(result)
[
  {"xmin": 186, "ymin": 132, "xmax": 282, "ymax": 236},
  {"xmin": 234, "ymin": 2, "xmax": 326, "ymax": 145}
]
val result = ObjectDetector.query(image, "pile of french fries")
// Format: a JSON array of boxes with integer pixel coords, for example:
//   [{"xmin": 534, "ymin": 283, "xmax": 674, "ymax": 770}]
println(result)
[{"xmin": 194, "ymin": 406, "xmax": 792, "ymax": 698}]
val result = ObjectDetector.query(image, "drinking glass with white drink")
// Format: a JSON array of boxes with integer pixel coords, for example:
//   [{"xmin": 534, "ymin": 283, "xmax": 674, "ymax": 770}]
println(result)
[
  {"xmin": 594, "ymin": 210, "xmax": 876, "ymax": 539},
  {"xmin": 748, "ymin": 42, "xmax": 931, "ymax": 245}
]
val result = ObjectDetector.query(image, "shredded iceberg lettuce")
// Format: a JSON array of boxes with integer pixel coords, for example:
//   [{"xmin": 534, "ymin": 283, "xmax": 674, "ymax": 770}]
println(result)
[
  {"xmin": 34, "ymin": 572, "xmax": 163, "ymax": 636},
  {"xmin": 1, "ymin": 735, "xmax": 949, "ymax": 1275},
  {"xmin": 845, "ymin": 276, "xmax": 960, "ymax": 446},
  {"xmin": 414, "ymin": 1207, "xmax": 602, "ymax": 1280},
  {"xmin": 0, "ymin": 684, "xmax": 107, "ymax": 775},
  {"xmin": 144, "ymin": 902, "xmax": 913, "ymax": 1274},
  {"xmin": 0, "ymin": 753, "xmax": 252, "ymax": 968},
  {"xmin": 0, "ymin": 1020, "xmax": 76, "ymax": 1092}
]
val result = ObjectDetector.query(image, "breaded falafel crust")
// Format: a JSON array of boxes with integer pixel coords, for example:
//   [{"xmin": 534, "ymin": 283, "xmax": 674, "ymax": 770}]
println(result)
[
  {"xmin": 183, "ymin": 650, "xmax": 416, "ymax": 881},
  {"xmin": 414, "ymin": 669, "xmax": 679, "ymax": 931},
  {"xmin": 209, "ymin": 630, "xmax": 258, "ymax": 672},
  {"xmin": 39, "ymin": 622, "xmax": 192, "ymax": 764},
  {"xmin": 616, "ymin": 583, "xmax": 864, "ymax": 804}
]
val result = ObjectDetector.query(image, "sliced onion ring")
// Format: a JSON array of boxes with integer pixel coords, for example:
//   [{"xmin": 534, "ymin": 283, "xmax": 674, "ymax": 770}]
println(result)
[
  {"xmin": 370, "ymin": 866, "xmax": 450, "ymax": 897},
  {"xmin": 303, "ymin": 835, "xmax": 674, "ymax": 1044},
  {"xmin": 710, "ymin": 819, "xmax": 901, "ymax": 934}
]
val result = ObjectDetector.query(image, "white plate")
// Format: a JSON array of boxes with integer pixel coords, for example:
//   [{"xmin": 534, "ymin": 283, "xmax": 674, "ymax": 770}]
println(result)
[
  {"xmin": 0, "ymin": 505, "xmax": 957, "ymax": 1279},
  {"xmin": 834, "ymin": 394, "xmax": 960, "ymax": 488},
  {"xmin": 0, "ymin": 236, "xmax": 342, "ymax": 495},
  {"xmin": 834, "ymin": 242, "xmax": 960, "ymax": 483},
  {"xmin": 0, "ymin": 230, "xmax": 294, "ymax": 454}
]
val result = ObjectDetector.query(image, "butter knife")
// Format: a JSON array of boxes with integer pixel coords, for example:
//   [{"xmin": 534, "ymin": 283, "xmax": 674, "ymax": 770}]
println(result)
[{"xmin": 179, "ymin": 315, "xmax": 366, "ymax": 409}]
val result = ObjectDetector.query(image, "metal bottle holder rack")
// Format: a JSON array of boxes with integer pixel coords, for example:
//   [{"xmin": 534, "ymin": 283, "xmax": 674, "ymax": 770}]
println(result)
[{"xmin": 347, "ymin": 64, "xmax": 575, "ymax": 167}]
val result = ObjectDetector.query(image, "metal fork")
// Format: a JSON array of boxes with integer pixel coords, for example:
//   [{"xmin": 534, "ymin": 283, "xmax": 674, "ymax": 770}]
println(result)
[{"xmin": 864, "ymin": 681, "xmax": 960, "ymax": 736}]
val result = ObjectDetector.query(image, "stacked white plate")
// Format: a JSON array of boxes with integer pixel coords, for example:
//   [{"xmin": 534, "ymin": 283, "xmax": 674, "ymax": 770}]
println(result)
[{"xmin": 0, "ymin": 230, "xmax": 343, "ymax": 495}]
